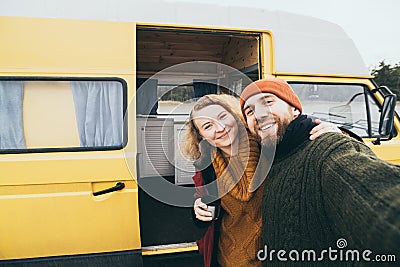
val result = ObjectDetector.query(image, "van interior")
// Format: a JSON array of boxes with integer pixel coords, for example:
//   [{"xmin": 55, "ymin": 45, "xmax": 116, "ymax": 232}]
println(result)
[{"xmin": 136, "ymin": 27, "xmax": 261, "ymax": 251}]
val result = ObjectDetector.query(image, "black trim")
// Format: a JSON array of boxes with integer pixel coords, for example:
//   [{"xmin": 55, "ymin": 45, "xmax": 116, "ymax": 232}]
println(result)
[
  {"xmin": 0, "ymin": 76, "xmax": 128, "ymax": 155},
  {"xmin": 0, "ymin": 250, "xmax": 142, "ymax": 267},
  {"xmin": 143, "ymin": 251, "xmax": 203, "ymax": 267},
  {"xmin": 93, "ymin": 182, "xmax": 125, "ymax": 196},
  {"xmin": 364, "ymin": 84, "xmax": 398, "ymax": 138},
  {"xmin": 137, "ymin": 27, "xmax": 259, "ymax": 37},
  {"xmin": 364, "ymin": 86, "xmax": 373, "ymax": 137},
  {"xmin": 0, "ymin": 145, "xmax": 124, "ymax": 155},
  {"xmin": 237, "ymin": 64, "xmax": 259, "ymax": 79}
]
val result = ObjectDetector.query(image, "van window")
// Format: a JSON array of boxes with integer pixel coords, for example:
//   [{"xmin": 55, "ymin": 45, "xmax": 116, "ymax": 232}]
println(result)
[
  {"xmin": 157, "ymin": 85, "xmax": 195, "ymax": 114},
  {"xmin": 0, "ymin": 78, "xmax": 126, "ymax": 153},
  {"xmin": 290, "ymin": 83, "xmax": 382, "ymax": 138},
  {"xmin": 136, "ymin": 27, "xmax": 260, "ymax": 117}
]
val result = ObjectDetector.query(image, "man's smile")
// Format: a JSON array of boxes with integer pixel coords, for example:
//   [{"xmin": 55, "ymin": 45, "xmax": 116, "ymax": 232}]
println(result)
[{"xmin": 257, "ymin": 121, "xmax": 276, "ymax": 132}]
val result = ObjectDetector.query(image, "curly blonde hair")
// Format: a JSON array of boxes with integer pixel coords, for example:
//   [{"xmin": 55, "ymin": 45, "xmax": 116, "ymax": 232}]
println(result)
[{"xmin": 183, "ymin": 94, "xmax": 246, "ymax": 160}]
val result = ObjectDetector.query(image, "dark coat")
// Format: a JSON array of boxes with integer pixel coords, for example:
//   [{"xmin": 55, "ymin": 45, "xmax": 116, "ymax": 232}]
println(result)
[{"xmin": 192, "ymin": 164, "xmax": 222, "ymax": 267}]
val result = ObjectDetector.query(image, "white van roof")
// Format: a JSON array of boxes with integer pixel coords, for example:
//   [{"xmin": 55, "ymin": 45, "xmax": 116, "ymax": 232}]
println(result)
[{"xmin": 0, "ymin": 0, "xmax": 369, "ymax": 77}]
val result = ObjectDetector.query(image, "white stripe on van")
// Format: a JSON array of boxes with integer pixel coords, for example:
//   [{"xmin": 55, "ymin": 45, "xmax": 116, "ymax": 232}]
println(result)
[
  {"xmin": 0, "ymin": 152, "xmax": 136, "ymax": 162},
  {"xmin": 0, "ymin": 189, "xmax": 138, "ymax": 199}
]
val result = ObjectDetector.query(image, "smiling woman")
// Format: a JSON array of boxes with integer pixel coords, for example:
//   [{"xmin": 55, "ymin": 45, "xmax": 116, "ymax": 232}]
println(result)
[
  {"xmin": 183, "ymin": 94, "xmax": 247, "ymax": 161},
  {"xmin": 183, "ymin": 94, "xmax": 265, "ymax": 267},
  {"xmin": 192, "ymin": 104, "xmax": 239, "ymax": 157}
]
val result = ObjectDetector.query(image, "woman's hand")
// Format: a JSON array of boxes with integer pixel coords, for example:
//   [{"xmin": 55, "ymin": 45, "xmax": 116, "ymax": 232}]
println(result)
[
  {"xmin": 194, "ymin": 198, "xmax": 213, "ymax": 221},
  {"xmin": 309, "ymin": 119, "xmax": 342, "ymax": 140}
]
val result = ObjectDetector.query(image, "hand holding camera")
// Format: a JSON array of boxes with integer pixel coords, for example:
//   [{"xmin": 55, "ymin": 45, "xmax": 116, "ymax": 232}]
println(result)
[{"xmin": 194, "ymin": 195, "xmax": 220, "ymax": 221}]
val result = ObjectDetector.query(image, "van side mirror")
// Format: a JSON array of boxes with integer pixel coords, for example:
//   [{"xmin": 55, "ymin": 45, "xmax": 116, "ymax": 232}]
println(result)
[
  {"xmin": 372, "ymin": 93, "xmax": 396, "ymax": 145},
  {"xmin": 379, "ymin": 94, "xmax": 396, "ymax": 137}
]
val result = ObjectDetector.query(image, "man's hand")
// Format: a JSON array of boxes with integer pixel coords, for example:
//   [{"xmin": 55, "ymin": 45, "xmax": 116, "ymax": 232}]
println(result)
[{"xmin": 309, "ymin": 119, "xmax": 341, "ymax": 140}]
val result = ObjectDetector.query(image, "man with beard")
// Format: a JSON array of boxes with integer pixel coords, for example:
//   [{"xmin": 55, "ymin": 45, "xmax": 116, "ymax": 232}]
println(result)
[{"xmin": 240, "ymin": 78, "xmax": 400, "ymax": 266}]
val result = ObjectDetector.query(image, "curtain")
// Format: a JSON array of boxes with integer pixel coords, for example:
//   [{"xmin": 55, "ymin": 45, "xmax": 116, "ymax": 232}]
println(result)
[
  {"xmin": 0, "ymin": 81, "xmax": 26, "ymax": 149},
  {"xmin": 71, "ymin": 81, "xmax": 123, "ymax": 147},
  {"xmin": 136, "ymin": 78, "xmax": 158, "ymax": 115},
  {"xmin": 193, "ymin": 79, "xmax": 217, "ymax": 99}
]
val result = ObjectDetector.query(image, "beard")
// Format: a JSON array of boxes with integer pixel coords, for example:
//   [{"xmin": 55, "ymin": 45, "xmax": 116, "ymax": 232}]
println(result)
[{"xmin": 256, "ymin": 115, "xmax": 292, "ymax": 149}]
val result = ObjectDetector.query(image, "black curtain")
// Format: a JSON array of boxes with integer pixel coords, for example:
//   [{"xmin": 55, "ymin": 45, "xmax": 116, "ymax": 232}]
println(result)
[
  {"xmin": 136, "ymin": 78, "xmax": 158, "ymax": 115},
  {"xmin": 193, "ymin": 79, "xmax": 217, "ymax": 99}
]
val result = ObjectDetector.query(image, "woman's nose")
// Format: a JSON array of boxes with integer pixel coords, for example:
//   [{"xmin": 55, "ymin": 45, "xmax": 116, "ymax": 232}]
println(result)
[{"xmin": 215, "ymin": 122, "xmax": 225, "ymax": 132}]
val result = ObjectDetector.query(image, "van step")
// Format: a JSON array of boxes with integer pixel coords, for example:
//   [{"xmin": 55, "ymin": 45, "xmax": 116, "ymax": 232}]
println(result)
[{"xmin": 142, "ymin": 242, "xmax": 197, "ymax": 255}]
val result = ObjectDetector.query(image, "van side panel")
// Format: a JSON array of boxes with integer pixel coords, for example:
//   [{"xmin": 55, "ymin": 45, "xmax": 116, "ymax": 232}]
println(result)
[
  {"xmin": 0, "ymin": 180, "xmax": 139, "ymax": 259},
  {"xmin": 0, "ymin": 17, "xmax": 135, "ymax": 73},
  {"xmin": 0, "ymin": 17, "xmax": 141, "ymax": 262}
]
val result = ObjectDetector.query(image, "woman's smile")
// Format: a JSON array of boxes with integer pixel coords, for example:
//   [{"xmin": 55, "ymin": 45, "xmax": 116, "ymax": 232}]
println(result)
[
  {"xmin": 217, "ymin": 129, "xmax": 230, "ymax": 139},
  {"xmin": 192, "ymin": 104, "xmax": 239, "ymax": 155}
]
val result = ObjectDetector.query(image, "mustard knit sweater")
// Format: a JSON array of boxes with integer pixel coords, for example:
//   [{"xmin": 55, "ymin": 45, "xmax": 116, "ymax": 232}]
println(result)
[{"xmin": 211, "ymin": 126, "xmax": 265, "ymax": 267}]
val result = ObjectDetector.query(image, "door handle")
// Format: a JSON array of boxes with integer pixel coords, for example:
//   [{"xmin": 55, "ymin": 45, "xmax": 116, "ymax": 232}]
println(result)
[{"xmin": 93, "ymin": 182, "xmax": 125, "ymax": 196}]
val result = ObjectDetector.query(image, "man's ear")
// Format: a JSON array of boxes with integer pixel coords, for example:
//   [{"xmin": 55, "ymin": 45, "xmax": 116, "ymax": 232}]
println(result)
[{"xmin": 292, "ymin": 107, "xmax": 300, "ymax": 119}]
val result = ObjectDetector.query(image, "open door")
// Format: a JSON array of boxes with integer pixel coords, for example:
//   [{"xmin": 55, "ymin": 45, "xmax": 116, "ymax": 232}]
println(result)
[{"xmin": 135, "ymin": 26, "xmax": 261, "ymax": 263}]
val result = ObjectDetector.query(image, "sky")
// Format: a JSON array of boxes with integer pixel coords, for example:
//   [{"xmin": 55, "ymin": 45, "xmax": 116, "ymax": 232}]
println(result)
[{"xmin": 174, "ymin": 0, "xmax": 400, "ymax": 69}]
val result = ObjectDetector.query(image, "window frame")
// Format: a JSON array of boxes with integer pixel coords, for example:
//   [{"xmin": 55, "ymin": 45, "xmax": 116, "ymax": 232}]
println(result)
[
  {"xmin": 288, "ymin": 81, "xmax": 385, "ymax": 138},
  {"xmin": 0, "ymin": 76, "xmax": 128, "ymax": 154}
]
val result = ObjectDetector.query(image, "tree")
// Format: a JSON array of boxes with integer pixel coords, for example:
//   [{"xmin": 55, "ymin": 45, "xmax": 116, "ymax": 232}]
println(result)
[{"xmin": 370, "ymin": 61, "xmax": 400, "ymax": 99}]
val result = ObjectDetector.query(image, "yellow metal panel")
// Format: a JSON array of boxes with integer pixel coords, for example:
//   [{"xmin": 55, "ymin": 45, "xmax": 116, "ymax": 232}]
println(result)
[
  {"xmin": 0, "ymin": 152, "xmax": 135, "ymax": 185},
  {"xmin": 0, "ymin": 181, "xmax": 140, "ymax": 260},
  {"xmin": 275, "ymin": 75, "xmax": 375, "ymax": 83},
  {"xmin": 0, "ymin": 17, "xmax": 135, "ymax": 74},
  {"xmin": 0, "ymin": 17, "xmax": 141, "ymax": 261},
  {"xmin": 364, "ymin": 138, "xmax": 400, "ymax": 165},
  {"xmin": 261, "ymin": 32, "xmax": 274, "ymax": 76},
  {"xmin": 142, "ymin": 245, "xmax": 198, "ymax": 256},
  {"xmin": 0, "ymin": 150, "xmax": 141, "ymax": 260},
  {"xmin": 274, "ymin": 71, "xmax": 373, "ymax": 79}
]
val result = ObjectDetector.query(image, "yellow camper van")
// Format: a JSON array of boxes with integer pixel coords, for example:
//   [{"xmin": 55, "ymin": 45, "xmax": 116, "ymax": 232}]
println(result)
[{"xmin": 0, "ymin": 1, "xmax": 399, "ymax": 266}]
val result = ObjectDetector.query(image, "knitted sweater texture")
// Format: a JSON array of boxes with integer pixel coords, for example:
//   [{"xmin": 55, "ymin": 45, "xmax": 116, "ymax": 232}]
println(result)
[
  {"xmin": 261, "ymin": 117, "xmax": 400, "ymax": 266},
  {"xmin": 211, "ymin": 125, "xmax": 264, "ymax": 267}
]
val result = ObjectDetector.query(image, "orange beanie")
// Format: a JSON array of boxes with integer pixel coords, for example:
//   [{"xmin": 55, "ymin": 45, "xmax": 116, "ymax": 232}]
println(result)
[{"xmin": 240, "ymin": 78, "xmax": 302, "ymax": 118}]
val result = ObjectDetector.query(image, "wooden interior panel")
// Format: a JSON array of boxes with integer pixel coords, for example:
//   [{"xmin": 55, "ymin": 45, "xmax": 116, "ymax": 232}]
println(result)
[
  {"xmin": 137, "ymin": 28, "xmax": 260, "ymax": 78},
  {"xmin": 222, "ymin": 37, "xmax": 259, "ymax": 70},
  {"xmin": 137, "ymin": 30, "xmax": 229, "ymax": 74}
]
